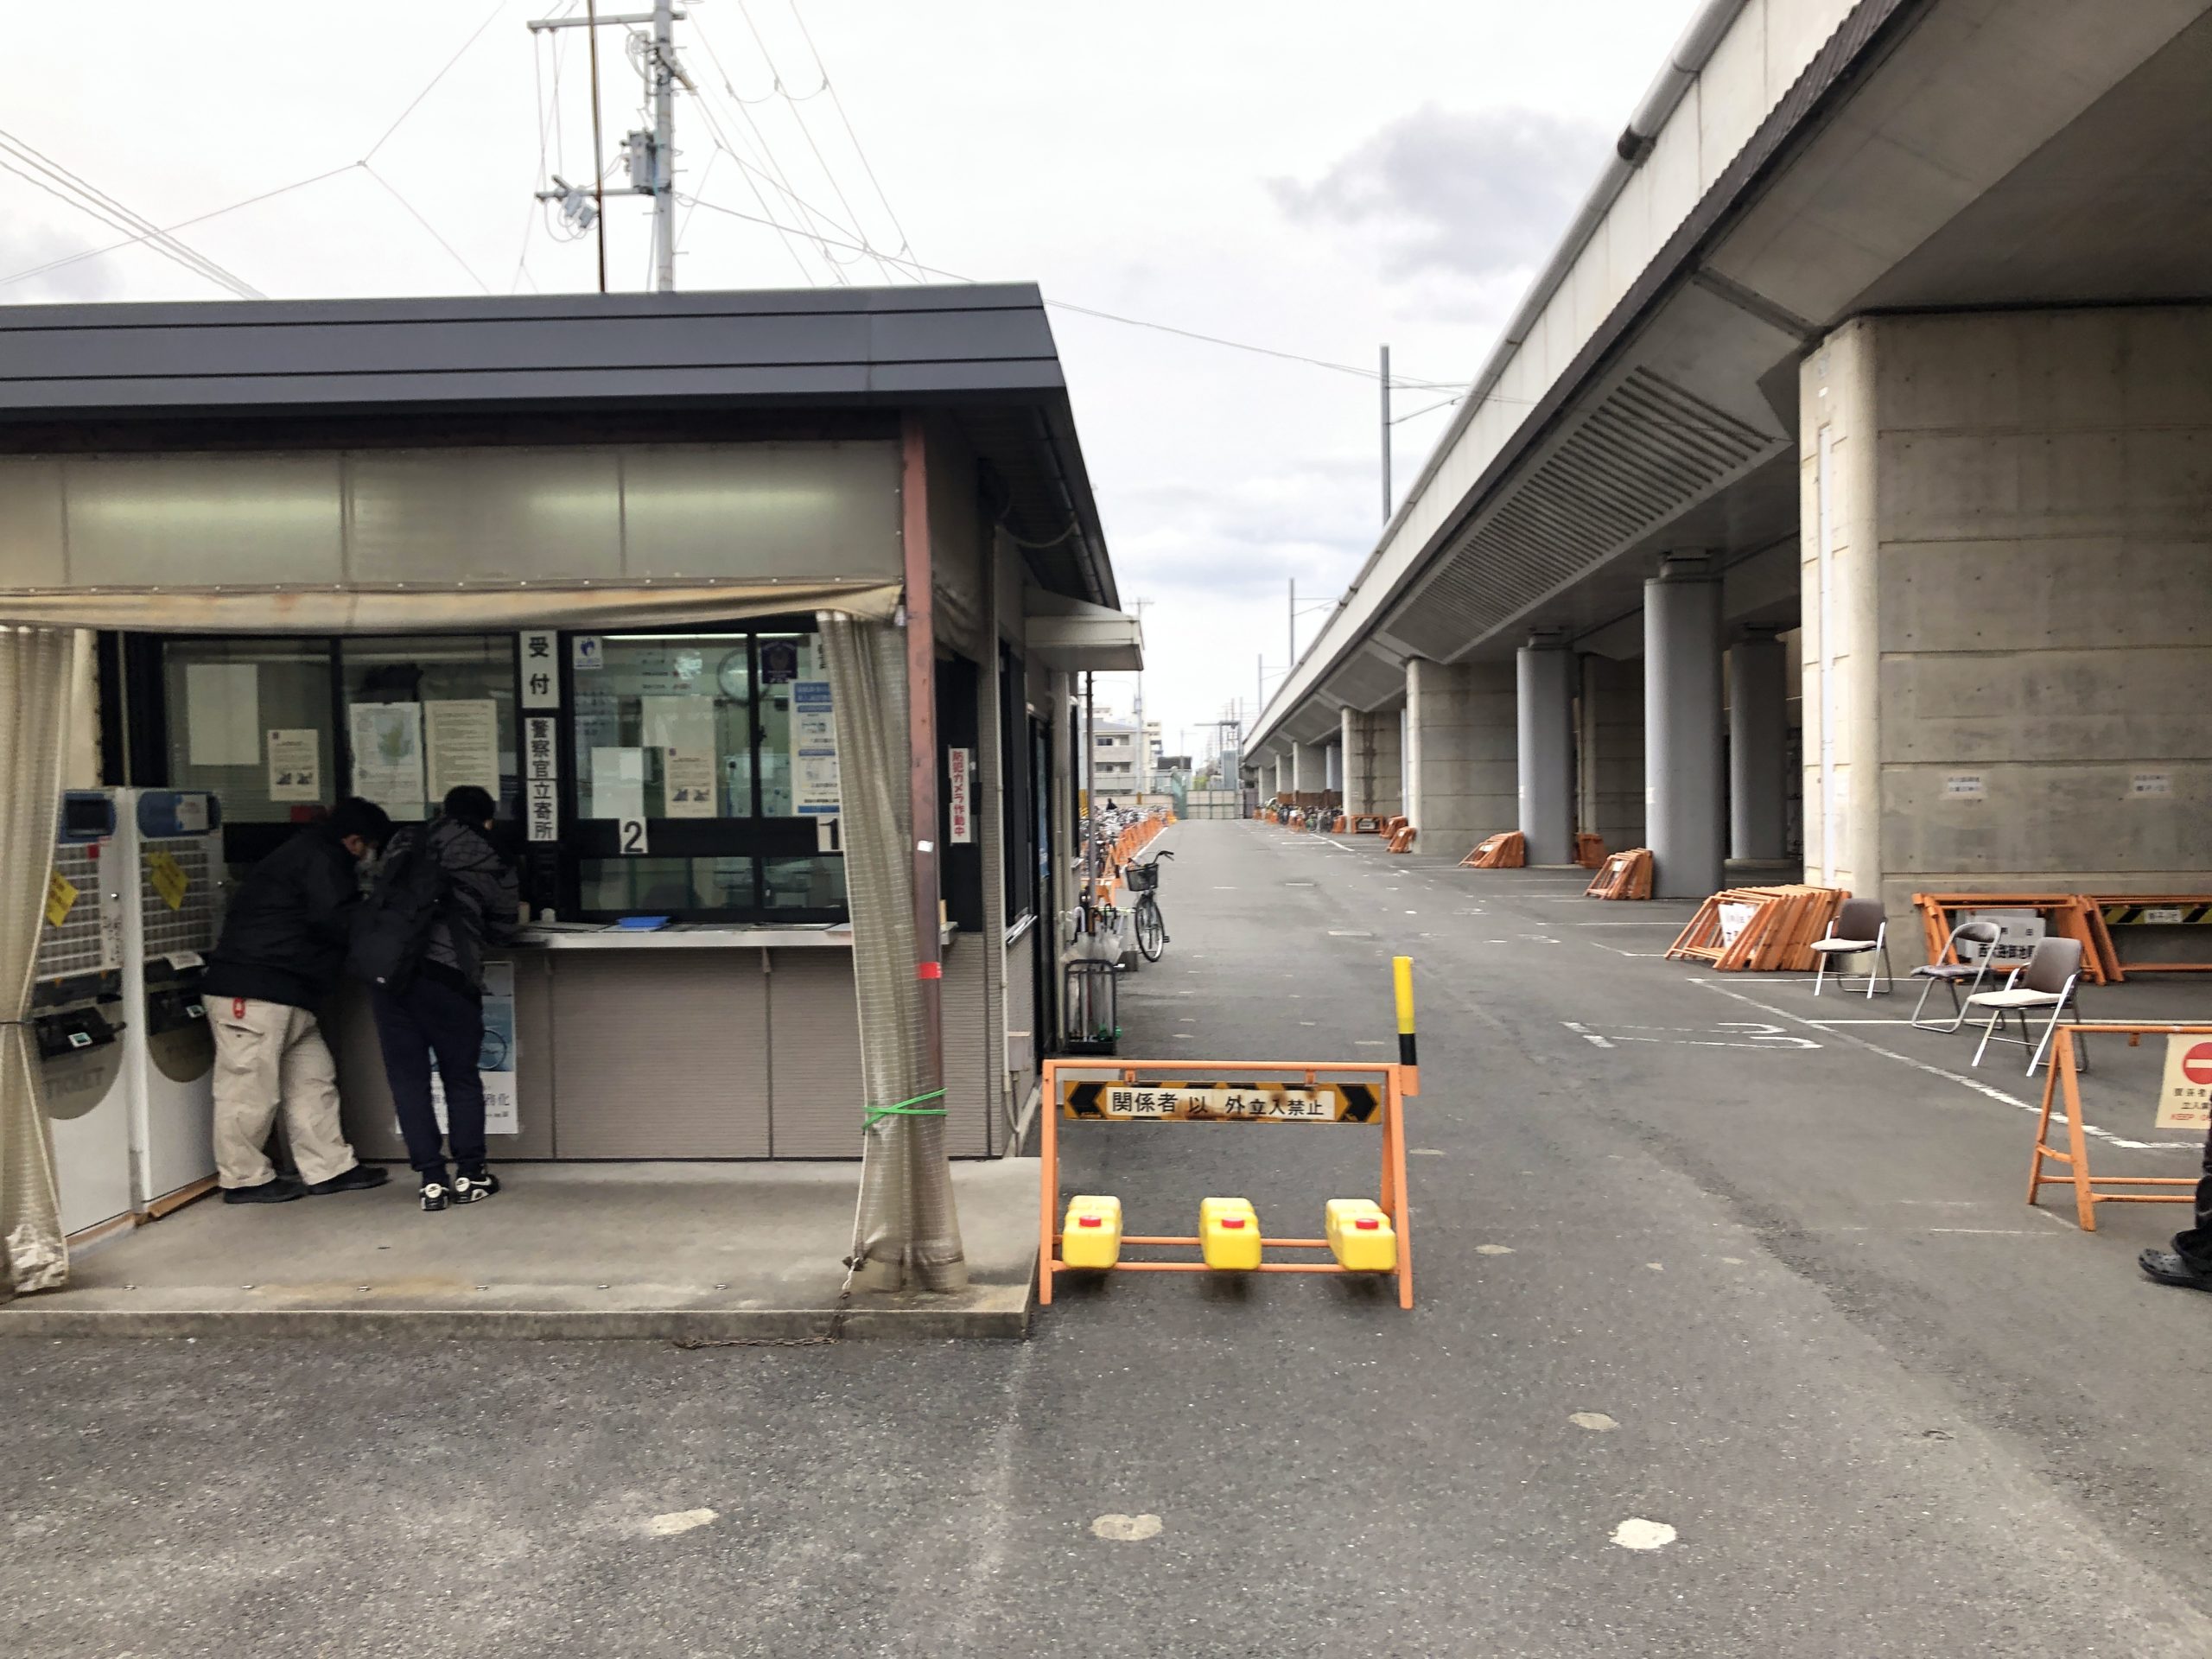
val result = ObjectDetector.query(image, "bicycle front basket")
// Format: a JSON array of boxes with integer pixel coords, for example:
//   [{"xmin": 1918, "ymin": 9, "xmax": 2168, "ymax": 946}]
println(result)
[{"xmin": 1123, "ymin": 861, "xmax": 1160, "ymax": 893}]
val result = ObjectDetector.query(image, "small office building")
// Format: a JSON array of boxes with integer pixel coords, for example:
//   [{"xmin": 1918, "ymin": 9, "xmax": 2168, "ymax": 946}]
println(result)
[{"xmin": 0, "ymin": 287, "xmax": 1140, "ymax": 1287}]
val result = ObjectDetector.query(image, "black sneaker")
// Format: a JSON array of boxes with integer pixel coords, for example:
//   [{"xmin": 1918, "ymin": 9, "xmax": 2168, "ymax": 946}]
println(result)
[
  {"xmin": 304, "ymin": 1165, "xmax": 391, "ymax": 1197},
  {"xmin": 451, "ymin": 1166, "xmax": 501, "ymax": 1205},
  {"xmin": 420, "ymin": 1172, "xmax": 451, "ymax": 1213},
  {"xmin": 223, "ymin": 1178, "xmax": 306, "ymax": 1205}
]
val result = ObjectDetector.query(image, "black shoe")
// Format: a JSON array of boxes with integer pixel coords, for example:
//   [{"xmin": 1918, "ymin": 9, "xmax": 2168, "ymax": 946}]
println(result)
[
  {"xmin": 420, "ymin": 1172, "xmax": 451, "ymax": 1213},
  {"xmin": 223, "ymin": 1178, "xmax": 306, "ymax": 1205},
  {"xmin": 2139, "ymin": 1249, "xmax": 2212, "ymax": 1291},
  {"xmin": 451, "ymin": 1166, "xmax": 501, "ymax": 1205},
  {"xmin": 304, "ymin": 1165, "xmax": 391, "ymax": 1197}
]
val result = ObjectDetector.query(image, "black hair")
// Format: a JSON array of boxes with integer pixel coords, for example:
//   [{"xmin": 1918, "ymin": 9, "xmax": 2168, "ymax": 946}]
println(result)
[
  {"xmin": 327, "ymin": 796, "xmax": 394, "ymax": 847},
  {"xmin": 442, "ymin": 785, "xmax": 499, "ymax": 824}
]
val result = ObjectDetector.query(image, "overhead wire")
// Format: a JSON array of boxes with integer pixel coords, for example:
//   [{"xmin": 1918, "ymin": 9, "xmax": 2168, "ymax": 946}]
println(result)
[
  {"xmin": 362, "ymin": 163, "xmax": 495, "ymax": 295},
  {"xmin": 364, "ymin": 0, "xmax": 515, "ymax": 162},
  {"xmin": 784, "ymin": 0, "xmax": 918, "ymax": 270},
  {"xmin": 678, "ymin": 191, "xmax": 1471, "ymax": 391},
  {"xmin": 0, "ymin": 131, "xmax": 262, "ymax": 298}
]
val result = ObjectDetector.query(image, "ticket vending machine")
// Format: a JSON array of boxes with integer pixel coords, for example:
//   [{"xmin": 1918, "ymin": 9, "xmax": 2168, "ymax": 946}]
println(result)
[
  {"xmin": 33, "ymin": 791, "xmax": 130, "ymax": 1236},
  {"xmin": 34, "ymin": 788, "xmax": 228, "ymax": 1235},
  {"xmin": 121, "ymin": 790, "xmax": 226, "ymax": 1211}
]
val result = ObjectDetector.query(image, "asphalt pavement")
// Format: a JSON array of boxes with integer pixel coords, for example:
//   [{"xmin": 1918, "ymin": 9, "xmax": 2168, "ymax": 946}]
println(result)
[{"xmin": 8, "ymin": 818, "xmax": 2211, "ymax": 1657}]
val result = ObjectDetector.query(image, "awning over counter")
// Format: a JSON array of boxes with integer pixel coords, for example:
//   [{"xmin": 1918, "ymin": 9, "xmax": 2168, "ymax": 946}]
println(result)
[
  {"xmin": 0, "ymin": 578, "xmax": 902, "ymax": 633},
  {"xmin": 1023, "ymin": 587, "xmax": 1143, "ymax": 671}
]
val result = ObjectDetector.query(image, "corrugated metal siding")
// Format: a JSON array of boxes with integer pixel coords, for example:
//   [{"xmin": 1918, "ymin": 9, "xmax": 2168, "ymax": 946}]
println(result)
[
  {"xmin": 551, "ymin": 951, "xmax": 769, "ymax": 1157},
  {"xmin": 767, "ymin": 949, "xmax": 866, "ymax": 1158}
]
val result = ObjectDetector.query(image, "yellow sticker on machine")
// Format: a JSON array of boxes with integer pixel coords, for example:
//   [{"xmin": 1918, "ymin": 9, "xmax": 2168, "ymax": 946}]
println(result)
[
  {"xmin": 1058, "ymin": 1078, "xmax": 1380, "ymax": 1122},
  {"xmin": 148, "ymin": 850, "xmax": 189, "ymax": 912},
  {"xmin": 44, "ymin": 868, "xmax": 79, "ymax": 928}
]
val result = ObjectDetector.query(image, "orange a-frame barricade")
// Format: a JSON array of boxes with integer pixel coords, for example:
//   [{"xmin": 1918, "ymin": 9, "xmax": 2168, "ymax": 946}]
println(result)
[
  {"xmin": 2027, "ymin": 1023, "xmax": 2209, "ymax": 1230},
  {"xmin": 1039, "ymin": 1058, "xmax": 1416, "ymax": 1308}
]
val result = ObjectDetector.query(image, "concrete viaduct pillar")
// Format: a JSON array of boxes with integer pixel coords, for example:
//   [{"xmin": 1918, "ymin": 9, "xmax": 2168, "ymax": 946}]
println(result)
[
  {"xmin": 1728, "ymin": 633, "xmax": 1788, "ymax": 862},
  {"xmin": 1403, "ymin": 658, "xmax": 1516, "ymax": 851},
  {"xmin": 1516, "ymin": 642, "xmax": 1576, "ymax": 865},
  {"xmin": 1802, "ymin": 308, "xmax": 2212, "ymax": 954},
  {"xmin": 1644, "ymin": 563, "xmax": 1725, "ymax": 899}
]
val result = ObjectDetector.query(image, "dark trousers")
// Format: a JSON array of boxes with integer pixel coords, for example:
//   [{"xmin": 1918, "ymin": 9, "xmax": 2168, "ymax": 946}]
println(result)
[
  {"xmin": 372, "ymin": 977, "xmax": 486, "ymax": 1176},
  {"xmin": 2176, "ymin": 1123, "xmax": 2212, "ymax": 1272}
]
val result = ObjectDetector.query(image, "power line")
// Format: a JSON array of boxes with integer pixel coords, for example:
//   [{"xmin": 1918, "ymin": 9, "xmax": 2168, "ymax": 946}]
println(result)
[
  {"xmin": 784, "ymin": 0, "xmax": 918, "ymax": 269},
  {"xmin": 364, "ymin": 0, "xmax": 515, "ymax": 162},
  {"xmin": 0, "ymin": 130, "xmax": 262, "ymax": 298},
  {"xmin": 677, "ymin": 194, "xmax": 1460, "ymax": 391},
  {"xmin": 362, "ymin": 163, "xmax": 495, "ymax": 295}
]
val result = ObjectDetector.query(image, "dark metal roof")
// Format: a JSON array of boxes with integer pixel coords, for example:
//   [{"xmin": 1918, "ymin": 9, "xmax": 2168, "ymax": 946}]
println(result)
[{"xmin": 0, "ymin": 283, "xmax": 1116, "ymax": 606}]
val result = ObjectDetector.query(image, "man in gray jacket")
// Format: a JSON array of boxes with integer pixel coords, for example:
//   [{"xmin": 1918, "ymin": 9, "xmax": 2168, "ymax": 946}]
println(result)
[{"xmin": 369, "ymin": 785, "xmax": 520, "ymax": 1212}]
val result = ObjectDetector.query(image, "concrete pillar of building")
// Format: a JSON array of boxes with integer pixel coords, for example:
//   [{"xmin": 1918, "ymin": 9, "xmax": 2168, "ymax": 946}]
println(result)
[
  {"xmin": 1644, "ymin": 565, "xmax": 1725, "ymax": 899},
  {"xmin": 1289, "ymin": 741, "xmax": 1310, "ymax": 796},
  {"xmin": 1516, "ymin": 643, "xmax": 1576, "ymax": 864},
  {"xmin": 1802, "ymin": 308, "xmax": 2212, "ymax": 957},
  {"xmin": 1373, "ymin": 703, "xmax": 1404, "ymax": 816},
  {"xmin": 1403, "ymin": 657, "xmax": 1517, "ymax": 849},
  {"xmin": 1728, "ymin": 632, "xmax": 1788, "ymax": 861},
  {"xmin": 1324, "ymin": 741, "xmax": 1340, "ymax": 793},
  {"xmin": 1577, "ymin": 654, "xmax": 1644, "ymax": 854}
]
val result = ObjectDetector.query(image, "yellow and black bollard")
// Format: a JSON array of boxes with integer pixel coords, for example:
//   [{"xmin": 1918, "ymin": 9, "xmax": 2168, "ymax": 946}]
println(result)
[{"xmin": 1393, "ymin": 955, "xmax": 1419, "ymax": 1096}]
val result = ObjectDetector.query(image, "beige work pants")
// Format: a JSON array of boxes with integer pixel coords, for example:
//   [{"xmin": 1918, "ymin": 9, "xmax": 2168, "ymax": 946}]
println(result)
[{"xmin": 204, "ymin": 997, "xmax": 359, "ymax": 1190}]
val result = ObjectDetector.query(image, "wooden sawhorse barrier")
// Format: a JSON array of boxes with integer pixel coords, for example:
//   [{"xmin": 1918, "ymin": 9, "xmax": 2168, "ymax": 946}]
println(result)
[{"xmin": 2027, "ymin": 1023, "xmax": 2207, "ymax": 1230}]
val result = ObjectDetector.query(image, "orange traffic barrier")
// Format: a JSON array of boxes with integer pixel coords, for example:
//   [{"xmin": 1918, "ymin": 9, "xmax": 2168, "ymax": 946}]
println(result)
[
  {"xmin": 1574, "ymin": 833, "xmax": 1607, "ymax": 868},
  {"xmin": 1351, "ymin": 815, "xmax": 1388, "ymax": 836},
  {"xmin": 1914, "ymin": 893, "xmax": 2114, "ymax": 985},
  {"xmin": 1666, "ymin": 884, "xmax": 1845, "ymax": 972},
  {"xmin": 2028, "ymin": 1024, "xmax": 2209, "ymax": 1229},
  {"xmin": 2088, "ymin": 897, "xmax": 2212, "ymax": 979},
  {"xmin": 1384, "ymin": 817, "xmax": 1416, "ymax": 854},
  {"xmin": 1461, "ymin": 831, "xmax": 1525, "ymax": 869},
  {"xmin": 1584, "ymin": 848, "xmax": 1652, "ymax": 899}
]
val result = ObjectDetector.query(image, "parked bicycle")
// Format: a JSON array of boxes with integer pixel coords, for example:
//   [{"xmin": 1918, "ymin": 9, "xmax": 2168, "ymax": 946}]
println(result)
[{"xmin": 1124, "ymin": 849, "xmax": 1174, "ymax": 962}]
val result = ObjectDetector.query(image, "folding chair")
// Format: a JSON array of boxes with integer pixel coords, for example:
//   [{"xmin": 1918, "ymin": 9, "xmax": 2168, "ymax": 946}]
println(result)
[
  {"xmin": 1967, "ymin": 936, "xmax": 2088, "ymax": 1076},
  {"xmin": 1908, "ymin": 919, "xmax": 2002, "ymax": 1033},
  {"xmin": 1808, "ymin": 897, "xmax": 1893, "ymax": 998}
]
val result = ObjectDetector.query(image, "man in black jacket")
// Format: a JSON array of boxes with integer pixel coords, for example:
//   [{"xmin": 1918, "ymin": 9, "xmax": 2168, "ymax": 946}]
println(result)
[
  {"xmin": 200, "ymin": 797, "xmax": 395, "ymax": 1205},
  {"xmin": 368, "ymin": 785, "xmax": 520, "ymax": 1212}
]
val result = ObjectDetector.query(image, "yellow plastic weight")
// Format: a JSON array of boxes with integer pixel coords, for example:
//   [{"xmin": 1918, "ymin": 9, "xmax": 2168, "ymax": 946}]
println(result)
[
  {"xmin": 1325, "ymin": 1198, "xmax": 1398, "ymax": 1273},
  {"xmin": 1198, "ymin": 1196, "xmax": 1263, "ymax": 1271},
  {"xmin": 1061, "ymin": 1195, "xmax": 1123, "ymax": 1269}
]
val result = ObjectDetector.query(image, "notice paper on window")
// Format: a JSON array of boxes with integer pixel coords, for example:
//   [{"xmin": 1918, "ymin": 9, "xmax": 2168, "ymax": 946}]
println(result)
[
  {"xmin": 591, "ymin": 746, "xmax": 646, "ymax": 823},
  {"xmin": 266, "ymin": 728, "xmax": 321, "ymax": 803},
  {"xmin": 349, "ymin": 702, "xmax": 427, "ymax": 821},
  {"xmin": 642, "ymin": 696, "xmax": 717, "ymax": 817},
  {"xmin": 791, "ymin": 680, "xmax": 840, "ymax": 817},
  {"xmin": 185, "ymin": 663, "xmax": 261, "ymax": 767},
  {"xmin": 425, "ymin": 699, "xmax": 501, "ymax": 804},
  {"xmin": 424, "ymin": 960, "xmax": 519, "ymax": 1135}
]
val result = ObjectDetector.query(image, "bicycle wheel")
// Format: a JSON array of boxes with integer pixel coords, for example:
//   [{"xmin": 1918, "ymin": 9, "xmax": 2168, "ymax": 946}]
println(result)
[{"xmin": 1135, "ymin": 898, "xmax": 1166, "ymax": 962}]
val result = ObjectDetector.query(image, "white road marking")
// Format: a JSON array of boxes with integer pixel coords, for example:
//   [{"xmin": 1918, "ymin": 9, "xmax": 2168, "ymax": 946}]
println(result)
[
  {"xmin": 1644, "ymin": 1262, "xmax": 1663, "ymax": 1271},
  {"xmin": 1474, "ymin": 1243, "xmax": 1516, "ymax": 1255},
  {"xmin": 1688, "ymin": 979, "xmax": 2199, "ymax": 1151},
  {"xmin": 1090, "ymin": 1513, "xmax": 1163, "ymax": 1541},
  {"xmin": 643, "ymin": 1509, "xmax": 717, "ymax": 1537},
  {"xmin": 1719, "ymin": 1256, "xmax": 1747, "ymax": 1264},
  {"xmin": 1563, "ymin": 1019, "xmax": 1819, "ymax": 1052},
  {"xmin": 1573, "ymin": 920, "xmax": 1682, "ymax": 926},
  {"xmin": 1410, "ymin": 1148, "xmax": 1445, "ymax": 1156},
  {"xmin": 1611, "ymin": 1518, "xmax": 1677, "ymax": 1551},
  {"xmin": 1570, "ymin": 1412, "xmax": 1619, "ymax": 1432},
  {"xmin": 1926, "ymin": 1228, "xmax": 2051, "ymax": 1236}
]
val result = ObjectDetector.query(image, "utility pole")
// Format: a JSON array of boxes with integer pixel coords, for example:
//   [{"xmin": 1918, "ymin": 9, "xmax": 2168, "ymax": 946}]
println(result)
[
  {"xmin": 1381, "ymin": 343, "xmax": 1393, "ymax": 522},
  {"xmin": 530, "ymin": 3, "xmax": 696, "ymax": 293},
  {"xmin": 1287, "ymin": 577, "xmax": 1296, "ymax": 671},
  {"xmin": 1129, "ymin": 596, "xmax": 1152, "ymax": 797}
]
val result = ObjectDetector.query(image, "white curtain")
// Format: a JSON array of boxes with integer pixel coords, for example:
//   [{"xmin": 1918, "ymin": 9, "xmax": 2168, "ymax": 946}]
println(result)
[
  {"xmin": 0, "ymin": 627, "xmax": 73, "ymax": 1297},
  {"xmin": 818, "ymin": 613, "xmax": 968, "ymax": 1293}
]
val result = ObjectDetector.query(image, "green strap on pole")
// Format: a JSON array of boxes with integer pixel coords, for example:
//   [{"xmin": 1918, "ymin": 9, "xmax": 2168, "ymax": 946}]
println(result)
[{"xmin": 863, "ymin": 1088, "xmax": 947, "ymax": 1129}]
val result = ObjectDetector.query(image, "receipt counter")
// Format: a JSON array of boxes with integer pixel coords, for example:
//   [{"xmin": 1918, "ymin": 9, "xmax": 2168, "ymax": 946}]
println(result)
[{"xmin": 332, "ymin": 925, "xmax": 896, "ymax": 1161}]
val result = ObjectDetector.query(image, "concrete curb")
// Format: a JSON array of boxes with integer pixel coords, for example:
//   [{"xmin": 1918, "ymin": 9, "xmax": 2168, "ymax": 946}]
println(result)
[{"xmin": 0, "ymin": 1287, "xmax": 1033, "ymax": 1342}]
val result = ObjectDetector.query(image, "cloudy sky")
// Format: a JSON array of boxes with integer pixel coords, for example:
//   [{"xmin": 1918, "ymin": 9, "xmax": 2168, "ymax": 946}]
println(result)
[{"xmin": 0, "ymin": 0, "xmax": 1697, "ymax": 765}]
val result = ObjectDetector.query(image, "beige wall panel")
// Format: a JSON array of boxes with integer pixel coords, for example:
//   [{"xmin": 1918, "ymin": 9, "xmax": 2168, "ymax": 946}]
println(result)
[
  {"xmin": 66, "ymin": 453, "xmax": 344, "ymax": 587},
  {"xmin": 551, "ymin": 951, "xmax": 768, "ymax": 1157},
  {"xmin": 0, "ymin": 459, "xmax": 67, "ymax": 587},
  {"xmin": 620, "ymin": 442, "xmax": 900, "ymax": 582},
  {"xmin": 347, "ymin": 448, "xmax": 623, "ymax": 583},
  {"xmin": 766, "ymin": 949, "xmax": 865, "ymax": 1159}
]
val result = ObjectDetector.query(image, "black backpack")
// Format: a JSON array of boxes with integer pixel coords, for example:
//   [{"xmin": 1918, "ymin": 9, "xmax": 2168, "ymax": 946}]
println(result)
[{"xmin": 347, "ymin": 828, "xmax": 447, "ymax": 992}]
